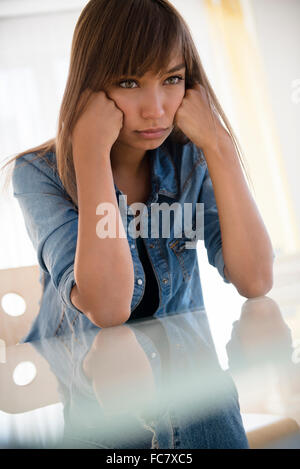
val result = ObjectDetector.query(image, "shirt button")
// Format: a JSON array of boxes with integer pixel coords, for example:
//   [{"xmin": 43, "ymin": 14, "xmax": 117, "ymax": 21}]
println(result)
[
  {"xmin": 162, "ymin": 278, "xmax": 168, "ymax": 284},
  {"xmin": 137, "ymin": 278, "xmax": 143, "ymax": 285}
]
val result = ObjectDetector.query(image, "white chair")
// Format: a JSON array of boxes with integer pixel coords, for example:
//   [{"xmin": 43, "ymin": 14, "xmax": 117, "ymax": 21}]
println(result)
[
  {"xmin": 0, "ymin": 265, "xmax": 61, "ymax": 414},
  {"xmin": 0, "ymin": 264, "xmax": 42, "ymax": 346}
]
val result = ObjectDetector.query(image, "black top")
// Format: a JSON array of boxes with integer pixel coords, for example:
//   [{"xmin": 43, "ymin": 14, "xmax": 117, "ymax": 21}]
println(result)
[{"xmin": 130, "ymin": 236, "xmax": 160, "ymax": 320}]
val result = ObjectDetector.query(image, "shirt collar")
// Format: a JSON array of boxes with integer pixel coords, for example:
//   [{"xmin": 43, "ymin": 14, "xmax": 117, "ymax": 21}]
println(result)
[{"xmin": 114, "ymin": 140, "xmax": 179, "ymax": 201}]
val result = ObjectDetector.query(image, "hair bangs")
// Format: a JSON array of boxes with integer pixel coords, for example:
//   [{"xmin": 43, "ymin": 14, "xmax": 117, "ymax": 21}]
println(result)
[{"xmin": 101, "ymin": 0, "xmax": 184, "ymax": 84}]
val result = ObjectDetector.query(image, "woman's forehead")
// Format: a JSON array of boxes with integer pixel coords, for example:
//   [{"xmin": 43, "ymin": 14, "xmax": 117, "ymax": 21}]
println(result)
[
  {"xmin": 163, "ymin": 54, "xmax": 185, "ymax": 72},
  {"xmin": 107, "ymin": 47, "xmax": 186, "ymax": 81},
  {"xmin": 140, "ymin": 53, "xmax": 185, "ymax": 77},
  {"xmin": 164, "ymin": 51, "xmax": 185, "ymax": 68}
]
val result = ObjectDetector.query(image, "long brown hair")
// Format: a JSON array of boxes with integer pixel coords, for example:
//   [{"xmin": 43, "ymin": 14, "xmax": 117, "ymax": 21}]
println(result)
[{"xmin": 0, "ymin": 0, "xmax": 250, "ymax": 208}]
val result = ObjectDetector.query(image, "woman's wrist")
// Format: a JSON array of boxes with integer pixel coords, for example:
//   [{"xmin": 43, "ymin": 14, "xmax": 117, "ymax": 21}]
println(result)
[{"xmin": 73, "ymin": 145, "xmax": 111, "ymax": 165}]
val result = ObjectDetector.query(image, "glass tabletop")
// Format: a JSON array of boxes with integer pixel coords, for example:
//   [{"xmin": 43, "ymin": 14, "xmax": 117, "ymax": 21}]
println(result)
[{"xmin": 0, "ymin": 295, "xmax": 299, "ymax": 449}]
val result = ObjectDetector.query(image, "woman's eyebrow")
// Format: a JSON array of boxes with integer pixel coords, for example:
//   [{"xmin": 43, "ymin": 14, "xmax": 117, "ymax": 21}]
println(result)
[{"xmin": 164, "ymin": 63, "xmax": 186, "ymax": 74}]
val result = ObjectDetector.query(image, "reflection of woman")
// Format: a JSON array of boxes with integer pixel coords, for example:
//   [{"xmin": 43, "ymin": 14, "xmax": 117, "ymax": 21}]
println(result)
[
  {"xmin": 31, "ymin": 311, "xmax": 249, "ymax": 449},
  {"xmin": 4, "ymin": 0, "xmax": 274, "ymax": 340}
]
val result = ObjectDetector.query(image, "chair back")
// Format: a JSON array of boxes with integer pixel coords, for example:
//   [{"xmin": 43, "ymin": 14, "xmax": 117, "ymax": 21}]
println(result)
[{"xmin": 0, "ymin": 265, "xmax": 42, "ymax": 346}]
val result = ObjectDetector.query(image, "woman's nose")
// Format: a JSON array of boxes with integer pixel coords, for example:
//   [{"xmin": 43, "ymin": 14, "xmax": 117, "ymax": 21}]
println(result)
[{"xmin": 140, "ymin": 90, "xmax": 165, "ymax": 120}]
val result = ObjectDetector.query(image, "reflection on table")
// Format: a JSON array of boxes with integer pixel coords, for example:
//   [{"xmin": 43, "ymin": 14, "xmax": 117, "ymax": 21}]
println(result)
[{"xmin": 0, "ymin": 297, "xmax": 300, "ymax": 449}]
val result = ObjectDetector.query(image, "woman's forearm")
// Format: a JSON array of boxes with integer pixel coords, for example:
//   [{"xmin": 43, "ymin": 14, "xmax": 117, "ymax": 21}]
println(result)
[
  {"xmin": 71, "ymin": 148, "xmax": 134, "ymax": 327},
  {"xmin": 203, "ymin": 135, "xmax": 274, "ymax": 298}
]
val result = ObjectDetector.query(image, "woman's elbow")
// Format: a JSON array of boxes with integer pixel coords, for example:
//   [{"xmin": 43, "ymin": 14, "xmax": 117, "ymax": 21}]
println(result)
[
  {"xmin": 85, "ymin": 305, "xmax": 131, "ymax": 329},
  {"xmin": 237, "ymin": 271, "xmax": 274, "ymax": 298},
  {"xmin": 72, "ymin": 286, "xmax": 132, "ymax": 328}
]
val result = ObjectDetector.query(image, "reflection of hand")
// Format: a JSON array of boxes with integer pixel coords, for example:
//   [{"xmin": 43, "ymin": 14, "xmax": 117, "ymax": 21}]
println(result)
[
  {"xmin": 239, "ymin": 296, "xmax": 292, "ymax": 350},
  {"xmin": 227, "ymin": 296, "xmax": 300, "ymax": 419},
  {"xmin": 82, "ymin": 325, "xmax": 156, "ymax": 415}
]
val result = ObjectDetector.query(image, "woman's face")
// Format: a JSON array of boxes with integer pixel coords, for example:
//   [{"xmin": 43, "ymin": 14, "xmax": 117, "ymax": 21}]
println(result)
[{"xmin": 106, "ymin": 53, "xmax": 186, "ymax": 152}]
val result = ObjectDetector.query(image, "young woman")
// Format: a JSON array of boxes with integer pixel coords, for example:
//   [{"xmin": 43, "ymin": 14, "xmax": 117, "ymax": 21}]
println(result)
[{"xmin": 3, "ymin": 0, "xmax": 274, "ymax": 341}]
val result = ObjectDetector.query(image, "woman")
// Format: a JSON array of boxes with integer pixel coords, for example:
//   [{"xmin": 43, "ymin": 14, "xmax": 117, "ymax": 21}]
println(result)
[{"xmin": 4, "ymin": 0, "xmax": 274, "ymax": 341}]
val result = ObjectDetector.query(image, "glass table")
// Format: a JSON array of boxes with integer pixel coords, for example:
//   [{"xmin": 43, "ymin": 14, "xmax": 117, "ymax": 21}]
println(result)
[{"xmin": 0, "ymin": 296, "xmax": 299, "ymax": 449}]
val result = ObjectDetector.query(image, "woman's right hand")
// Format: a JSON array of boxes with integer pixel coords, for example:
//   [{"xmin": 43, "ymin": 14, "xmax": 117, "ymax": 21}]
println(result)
[{"xmin": 71, "ymin": 90, "xmax": 124, "ymax": 157}]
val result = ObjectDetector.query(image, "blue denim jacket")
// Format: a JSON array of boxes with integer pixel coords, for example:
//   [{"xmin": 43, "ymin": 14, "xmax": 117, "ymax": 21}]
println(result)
[{"xmin": 12, "ymin": 137, "xmax": 230, "ymax": 341}]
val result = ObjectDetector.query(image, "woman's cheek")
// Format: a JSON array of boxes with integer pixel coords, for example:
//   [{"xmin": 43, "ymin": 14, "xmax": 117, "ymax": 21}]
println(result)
[
  {"xmin": 173, "ymin": 96, "xmax": 184, "ymax": 115},
  {"xmin": 175, "ymin": 88, "xmax": 185, "ymax": 105},
  {"xmin": 116, "ymin": 97, "xmax": 135, "ymax": 120},
  {"xmin": 106, "ymin": 90, "xmax": 128, "ymax": 113}
]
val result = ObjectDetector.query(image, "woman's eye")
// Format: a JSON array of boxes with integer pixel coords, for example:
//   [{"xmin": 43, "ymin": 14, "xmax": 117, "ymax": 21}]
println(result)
[
  {"xmin": 118, "ymin": 75, "xmax": 184, "ymax": 89},
  {"xmin": 119, "ymin": 79, "xmax": 137, "ymax": 89},
  {"xmin": 165, "ymin": 75, "xmax": 184, "ymax": 85}
]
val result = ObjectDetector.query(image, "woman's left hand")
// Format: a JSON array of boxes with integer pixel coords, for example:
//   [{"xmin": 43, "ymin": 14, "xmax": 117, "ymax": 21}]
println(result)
[{"xmin": 174, "ymin": 83, "xmax": 228, "ymax": 151}]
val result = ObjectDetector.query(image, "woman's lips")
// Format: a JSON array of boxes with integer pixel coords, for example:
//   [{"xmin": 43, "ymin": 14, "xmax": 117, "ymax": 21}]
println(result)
[{"xmin": 136, "ymin": 128, "xmax": 168, "ymax": 139}]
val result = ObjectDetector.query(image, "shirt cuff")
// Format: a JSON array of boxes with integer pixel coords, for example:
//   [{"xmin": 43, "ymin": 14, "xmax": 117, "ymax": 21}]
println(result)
[
  {"xmin": 58, "ymin": 264, "xmax": 84, "ymax": 314},
  {"xmin": 214, "ymin": 247, "xmax": 231, "ymax": 284}
]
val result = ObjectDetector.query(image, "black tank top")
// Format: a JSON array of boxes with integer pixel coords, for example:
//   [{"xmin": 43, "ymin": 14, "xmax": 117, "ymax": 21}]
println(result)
[{"xmin": 130, "ymin": 236, "xmax": 160, "ymax": 320}]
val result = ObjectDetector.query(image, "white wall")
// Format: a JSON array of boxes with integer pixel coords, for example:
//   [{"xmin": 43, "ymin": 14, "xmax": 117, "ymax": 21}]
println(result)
[
  {"xmin": 0, "ymin": 3, "xmax": 88, "ymax": 158},
  {"xmin": 250, "ymin": 0, "xmax": 300, "ymax": 228},
  {"xmin": 0, "ymin": 2, "xmax": 88, "ymax": 267}
]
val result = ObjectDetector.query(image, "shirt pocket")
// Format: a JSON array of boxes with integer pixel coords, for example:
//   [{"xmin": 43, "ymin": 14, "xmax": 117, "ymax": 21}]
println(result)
[{"xmin": 168, "ymin": 233, "xmax": 198, "ymax": 283}]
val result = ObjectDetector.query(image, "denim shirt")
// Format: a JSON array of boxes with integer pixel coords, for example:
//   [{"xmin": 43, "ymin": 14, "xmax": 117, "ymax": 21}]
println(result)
[{"xmin": 12, "ymin": 137, "xmax": 230, "ymax": 341}]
